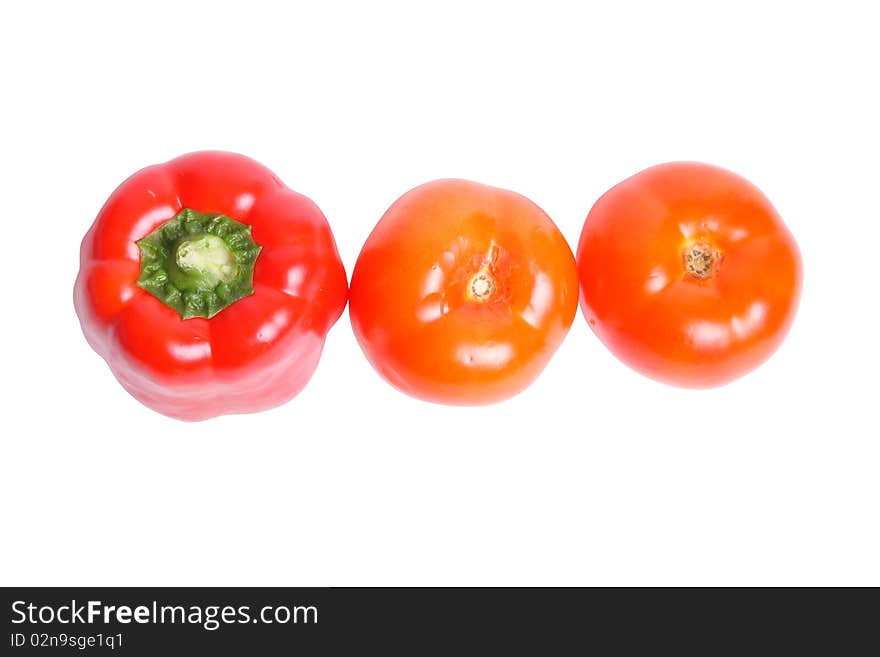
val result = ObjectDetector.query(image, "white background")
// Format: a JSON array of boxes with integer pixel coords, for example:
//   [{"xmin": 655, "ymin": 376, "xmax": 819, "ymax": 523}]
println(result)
[{"xmin": 1, "ymin": 1, "xmax": 877, "ymax": 586}]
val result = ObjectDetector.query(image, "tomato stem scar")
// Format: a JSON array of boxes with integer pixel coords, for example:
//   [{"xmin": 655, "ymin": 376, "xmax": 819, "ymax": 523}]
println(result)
[
  {"xmin": 683, "ymin": 241, "xmax": 718, "ymax": 280},
  {"xmin": 468, "ymin": 270, "xmax": 497, "ymax": 302}
]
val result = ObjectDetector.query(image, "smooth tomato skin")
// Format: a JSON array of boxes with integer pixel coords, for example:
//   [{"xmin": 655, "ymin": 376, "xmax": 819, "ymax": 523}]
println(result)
[
  {"xmin": 75, "ymin": 151, "xmax": 348, "ymax": 420},
  {"xmin": 350, "ymin": 179, "xmax": 578, "ymax": 405},
  {"xmin": 577, "ymin": 162, "xmax": 802, "ymax": 387}
]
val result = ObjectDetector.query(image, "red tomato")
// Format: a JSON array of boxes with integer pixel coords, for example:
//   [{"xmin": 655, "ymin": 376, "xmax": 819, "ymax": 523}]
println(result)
[
  {"xmin": 350, "ymin": 179, "xmax": 578, "ymax": 404},
  {"xmin": 577, "ymin": 162, "xmax": 802, "ymax": 387}
]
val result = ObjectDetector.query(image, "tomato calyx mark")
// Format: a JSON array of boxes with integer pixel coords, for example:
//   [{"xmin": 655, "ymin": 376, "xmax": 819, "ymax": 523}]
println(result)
[
  {"xmin": 683, "ymin": 241, "xmax": 719, "ymax": 280},
  {"xmin": 467, "ymin": 269, "xmax": 497, "ymax": 303}
]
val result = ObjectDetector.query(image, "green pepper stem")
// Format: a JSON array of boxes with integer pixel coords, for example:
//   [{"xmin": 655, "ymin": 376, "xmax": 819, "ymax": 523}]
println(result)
[
  {"xmin": 136, "ymin": 208, "xmax": 261, "ymax": 319},
  {"xmin": 176, "ymin": 234, "xmax": 239, "ymax": 286}
]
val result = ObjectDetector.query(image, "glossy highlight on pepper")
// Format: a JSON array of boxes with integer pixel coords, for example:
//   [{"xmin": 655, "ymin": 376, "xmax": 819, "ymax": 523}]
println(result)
[
  {"xmin": 74, "ymin": 151, "xmax": 348, "ymax": 420},
  {"xmin": 349, "ymin": 179, "xmax": 579, "ymax": 405}
]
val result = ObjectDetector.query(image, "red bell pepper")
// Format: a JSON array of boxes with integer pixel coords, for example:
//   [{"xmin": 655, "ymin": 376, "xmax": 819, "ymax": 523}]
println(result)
[{"xmin": 74, "ymin": 151, "xmax": 348, "ymax": 420}]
